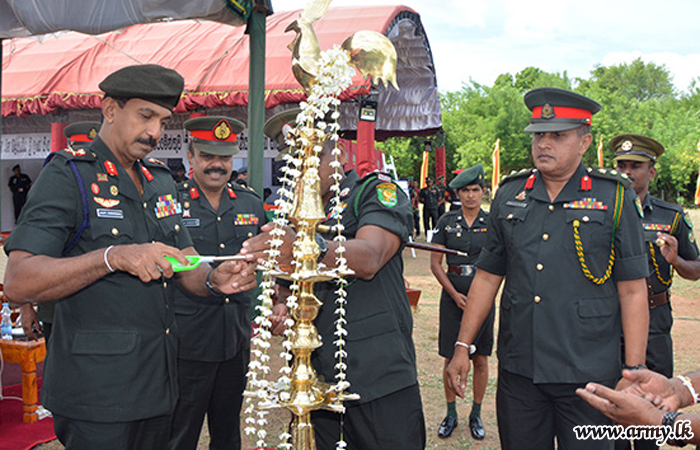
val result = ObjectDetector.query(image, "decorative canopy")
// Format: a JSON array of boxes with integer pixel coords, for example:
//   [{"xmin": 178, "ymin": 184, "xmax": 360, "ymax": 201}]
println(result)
[{"xmin": 2, "ymin": 5, "xmax": 441, "ymax": 139}]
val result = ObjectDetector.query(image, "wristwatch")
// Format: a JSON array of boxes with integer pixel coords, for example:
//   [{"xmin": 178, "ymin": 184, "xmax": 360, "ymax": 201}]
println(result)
[
  {"xmin": 316, "ymin": 234, "xmax": 328, "ymax": 263},
  {"xmin": 622, "ymin": 364, "xmax": 648, "ymax": 371}
]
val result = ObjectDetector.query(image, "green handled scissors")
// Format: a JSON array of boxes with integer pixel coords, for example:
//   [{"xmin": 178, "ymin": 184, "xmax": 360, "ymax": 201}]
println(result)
[{"xmin": 164, "ymin": 255, "xmax": 247, "ymax": 272}]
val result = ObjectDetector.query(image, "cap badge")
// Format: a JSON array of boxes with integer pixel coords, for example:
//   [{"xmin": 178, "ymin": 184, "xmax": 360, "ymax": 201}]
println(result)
[
  {"xmin": 214, "ymin": 120, "xmax": 232, "ymax": 141},
  {"xmin": 621, "ymin": 140, "xmax": 633, "ymax": 151},
  {"xmin": 541, "ymin": 103, "xmax": 555, "ymax": 119},
  {"xmin": 282, "ymin": 122, "xmax": 294, "ymax": 138},
  {"xmin": 88, "ymin": 128, "xmax": 98, "ymax": 140}
]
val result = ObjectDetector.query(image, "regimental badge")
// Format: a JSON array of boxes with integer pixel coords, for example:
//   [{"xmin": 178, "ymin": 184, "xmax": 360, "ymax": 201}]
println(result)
[
  {"xmin": 621, "ymin": 140, "xmax": 633, "ymax": 151},
  {"xmin": 91, "ymin": 183, "xmax": 100, "ymax": 195},
  {"xmin": 183, "ymin": 209, "xmax": 191, "ymax": 218},
  {"xmin": 327, "ymin": 202, "xmax": 347, "ymax": 220},
  {"xmin": 282, "ymin": 122, "xmax": 294, "ymax": 138},
  {"xmin": 140, "ymin": 165, "xmax": 153, "ymax": 182},
  {"xmin": 234, "ymin": 213, "xmax": 259, "ymax": 226},
  {"xmin": 110, "ymin": 185, "xmax": 119, "ymax": 196},
  {"xmin": 377, "ymin": 182, "xmax": 397, "ymax": 207},
  {"xmin": 684, "ymin": 212, "xmax": 694, "ymax": 230},
  {"xmin": 154, "ymin": 194, "xmax": 182, "ymax": 219},
  {"xmin": 104, "ymin": 160, "xmax": 118, "ymax": 176},
  {"xmin": 94, "ymin": 196, "xmax": 120, "ymax": 208},
  {"xmin": 214, "ymin": 120, "xmax": 232, "ymax": 140},
  {"xmin": 64, "ymin": 147, "xmax": 86, "ymax": 157},
  {"xmin": 541, "ymin": 103, "xmax": 555, "ymax": 119},
  {"xmin": 562, "ymin": 198, "xmax": 608, "ymax": 210},
  {"xmin": 88, "ymin": 127, "xmax": 98, "ymax": 140},
  {"xmin": 643, "ymin": 223, "xmax": 672, "ymax": 232},
  {"xmin": 377, "ymin": 173, "xmax": 392, "ymax": 183},
  {"xmin": 515, "ymin": 191, "xmax": 527, "ymax": 201},
  {"xmin": 96, "ymin": 173, "xmax": 108, "ymax": 182},
  {"xmin": 339, "ymin": 187, "xmax": 351, "ymax": 198},
  {"xmin": 635, "ymin": 197, "xmax": 644, "ymax": 218}
]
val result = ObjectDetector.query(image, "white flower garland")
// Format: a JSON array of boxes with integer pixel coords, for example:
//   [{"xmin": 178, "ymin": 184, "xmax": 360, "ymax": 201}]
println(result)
[{"xmin": 244, "ymin": 45, "xmax": 356, "ymax": 450}]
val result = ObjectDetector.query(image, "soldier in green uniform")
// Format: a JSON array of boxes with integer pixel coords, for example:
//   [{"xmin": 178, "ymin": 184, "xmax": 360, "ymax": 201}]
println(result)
[
  {"xmin": 430, "ymin": 163, "xmax": 494, "ymax": 440},
  {"xmin": 19, "ymin": 121, "xmax": 101, "ymax": 342},
  {"xmin": 419, "ymin": 176, "xmax": 440, "ymax": 234},
  {"xmin": 446, "ymin": 87, "xmax": 650, "ymax": 450},
  {"xmin": 612, "ymin": 134, "xmax": 700, "ymax": 450},
  {"xmin": 168, "ymin": 116, "xmax": 265, "ymax": 450},
  {"xmin": 8, "ymin": 164, "xmax": 32, "ymax": 222},
  {"xmin": 243, "ymin": 133, "xmax": 425, "ymax": 449},
  {"xmin": 2, "ymin": 65, "xmax": 256, "ymax": 450}
]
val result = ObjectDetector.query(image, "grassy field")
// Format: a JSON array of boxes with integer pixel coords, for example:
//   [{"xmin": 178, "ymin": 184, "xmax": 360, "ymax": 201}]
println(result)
[{"xmin": 37, "ymin": 209, "xmax": 700, "ymax": 450}]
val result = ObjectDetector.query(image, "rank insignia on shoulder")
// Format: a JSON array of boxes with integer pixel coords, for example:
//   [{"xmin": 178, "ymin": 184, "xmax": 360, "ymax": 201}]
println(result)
[
  {"xmin": 377, "ymin": 173, "xmax": 392, "ymax": 183},
  {"xmin": 684, "ymin": 212, "xmax": 694, "ymax": 230},
  {"xmin": 635, "ymin": 197, "xmax": 644, "ymax": 218},
  {"xmin": 64, "ymin": 147, "xmax": 86, "ymax": 157},
  {"xmin": 563, "ymin": 198, "xmax": 608, "ymax": 210},
  {"xmin": 147, "ymin": 158, "xmax": 165, "ymax": 166},
  {"xmin": 376, "ymin": 182, "xmax": 397, "ymax": 207},
  {"xmin": 94, "ymin": 196, "xmax": 120, "ymax": 209}
]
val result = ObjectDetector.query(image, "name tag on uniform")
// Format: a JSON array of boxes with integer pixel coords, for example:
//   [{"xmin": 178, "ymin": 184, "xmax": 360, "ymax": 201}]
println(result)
[
  {"xmin": 505, "ymin": 201, "xmax": 527, "ymax": 208},
  {"xmin": 96, "ymin": 209, "xmax": 124, "ymax": 219},
  {"xmin": 182, "ymin": 218, "xmax": 200, "ymax": 228}
]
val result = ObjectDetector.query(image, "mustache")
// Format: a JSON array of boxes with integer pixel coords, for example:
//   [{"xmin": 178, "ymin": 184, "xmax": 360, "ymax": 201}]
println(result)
[
  {"xmin": 136, "ymin": 137, "xmax": 158, "ymax": 148},
  {"xmin": 203, "ymin": 167, "xmax": 228, "ymax": 176}
]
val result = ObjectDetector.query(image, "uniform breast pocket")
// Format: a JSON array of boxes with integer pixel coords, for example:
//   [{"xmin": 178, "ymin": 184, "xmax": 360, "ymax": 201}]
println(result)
[
  {"xmin": 90, "ymin": 217, "xmax": 135, "ymax": 245},
  {"xmin": 564, "ymin": 210, "xmax": 609, "ymax": 252},
  {"xmin": 156, "ymin": 215, "xmax": 185, "ymax": 246},
  {"xmin": 498, "ymin": 207, "xmax": 530, "ymax": 248}
]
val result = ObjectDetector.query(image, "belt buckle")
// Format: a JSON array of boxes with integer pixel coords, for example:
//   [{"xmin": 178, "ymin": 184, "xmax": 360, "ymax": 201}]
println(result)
[{"xmin": 460, "ymin": 265, "xmax": 474, "ymax": 276}]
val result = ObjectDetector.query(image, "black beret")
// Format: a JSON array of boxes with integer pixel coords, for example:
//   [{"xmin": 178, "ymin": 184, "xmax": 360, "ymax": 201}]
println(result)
[{"xmin": 99, "ymin": 64, "xmax": 184, "ymax": 111}]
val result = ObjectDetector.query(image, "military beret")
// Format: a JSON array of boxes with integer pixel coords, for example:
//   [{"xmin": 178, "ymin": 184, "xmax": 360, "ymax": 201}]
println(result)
[
  {"xmin": 64, "ymin": 121, "xmax": 101, "ymax": 144},
  {"xmin": 524, "ymin": 87, "xmax": 601, "ymax": 133},
  {"xmin": 184, "ymin": 116, "xmax": 246, "ymax": 156},
  {"xmin": 238, "ymin": 165, "xmax": 247, "ymax": 174},
  {"xmin": 11, "ymin": 164, "xmax": 20, "ymax": 171},
  {"xmin": 611, "ymin": 133, "xmax": 664, "ymax": 163},
  {"xmin": 449, "ymin": 163, "xmax": 484, "ymax": 190},
  {"xmin": 99, "ymin": 64, "xmax": 184, "ymax": 111}
]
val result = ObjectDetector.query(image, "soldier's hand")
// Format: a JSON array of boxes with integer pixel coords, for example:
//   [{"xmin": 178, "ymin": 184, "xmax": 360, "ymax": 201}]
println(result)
[
  {"xmin": 209, "ymin": 259, "xmax": 258, "ymax": 294},
  {"xmin": 450, "ymin": 292, "xmax": 468, "ymax": 310},
  {"xmin": 621, "ymin": 369, "xmax": 686, "ymax": 412},
  {"xmin": 576, "ymin": 382, "xmax": 665, "ymax": 428},
  {"xmin": 270, "ymin": 303, "xmax": 291, "ymax": 336},
  {"xmin": 240, "ymin": 223, "xmax": 297, "ymax": 270},
  {"xmin": 106, "ymin": 242, "xmax": 187, "ymax": 282},
  {"xmin": 19, "ymin": 303, "xmax": 41, "ymax": 341},
  {"xmin": 656, "ymin": 232, "xmax": 679, "ymax": 265},
  {"xmin": 445, "ymin": 346, "xmax": 472, "ymax": 399}
]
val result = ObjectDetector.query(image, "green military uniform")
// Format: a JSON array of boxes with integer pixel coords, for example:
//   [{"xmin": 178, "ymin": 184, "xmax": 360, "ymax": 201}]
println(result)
[
  {"xmin": 433, "ymin": 208, "xmax": 494, "ymax": 358},
  {"xmin": 36, "ymin": 121, "xmax": 102, "ymax": 342},
  {"xmin": 310, "ymin": 170, "xmax": 425, "ymax": 450},
  {"xmin": 4, "ymin": 136, "xmax": 191, "ymax": 421},
  {"xmin": 419, "ymin": 183, "xmax": 439, "ymax": 232},
  {"xmin": 483, "ymin": 87, "xmax": 649, "ymax": 450},
  {"xmin": 168, "ymin": 116, "xmax": 261, "ymax": 450}
]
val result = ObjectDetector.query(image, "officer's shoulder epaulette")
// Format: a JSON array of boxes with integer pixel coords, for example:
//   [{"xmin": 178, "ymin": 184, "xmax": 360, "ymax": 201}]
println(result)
[
  {"xmin": 649, "ymin": 196, "xmax": 684, "ymax": 214},
  {"xmin": 586, "ymin": 166, "xmax": 632, "ymax": 188},
  {"xmin": 500, "ymin": 168, "xmax": 534, "ymax": 185},
  {"xmin": 52, "ymin": 146, "xmax": 97, "ymax": 163},
  {"xmin": 143, "ymin": 157, "xmax": 170, "ymax": 171},
  {"xmin": 228, "ymin": 182, "xmax": 260, "ymax": 198}
]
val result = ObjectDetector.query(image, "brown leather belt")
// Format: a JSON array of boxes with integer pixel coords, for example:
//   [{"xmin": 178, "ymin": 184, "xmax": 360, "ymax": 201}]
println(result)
[
  {"xmin": 447, "ymin": 264, "xmax": 475, "ymax": 276},
  {"xmin": 648, "ymin": 291, "xmax": 669, "ymax": 309}
]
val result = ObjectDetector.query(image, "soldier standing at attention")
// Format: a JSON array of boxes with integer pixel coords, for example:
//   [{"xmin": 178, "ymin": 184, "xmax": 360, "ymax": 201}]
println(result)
[
  {"xmin": 446, "ymin": 87, "xmax": 650, "ymax": 450},
  {"xmin": 8, "ymin": 164, "xmax": 32, "ymax": 222},
  {"xmin": 168, "ymin": 116, "xmax": 265, "ymax": 450},
  {"xmin": 612, "ymin": 134, "xmax": 700, "ymax": 450},
  {"xmin": 3, "ymin": 65, "xmax": 257, "ymax": 450},
  {"xmin": 419, "ymin": 176, "xmax": 440, "ymax": 236},
  {"xmin": 431, "ymin": 163, "xmax": 494, "ymax": 441}
]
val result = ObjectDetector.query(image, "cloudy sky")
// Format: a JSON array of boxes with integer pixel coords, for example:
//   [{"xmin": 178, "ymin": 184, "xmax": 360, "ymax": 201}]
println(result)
[{"xmin": 281, "ymin": 0, "xmax": 700, "ymax": 93}]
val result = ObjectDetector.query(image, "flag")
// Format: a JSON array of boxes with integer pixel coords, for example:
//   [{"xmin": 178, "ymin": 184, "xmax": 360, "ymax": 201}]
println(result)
[
  {"xmin": 492, "ymin": 138, "xmax": 500, "ymax": 198},
  {"xmin": 420, "ymin": 149, "xmax": 430, "ymax": 189},
  {"xmin": 695, "ymin": 139, "xmax": 700, "ymax": 206},
  {"xmin": 597, "ymin": 135, "xmax": 604, "ymax": 167}
]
